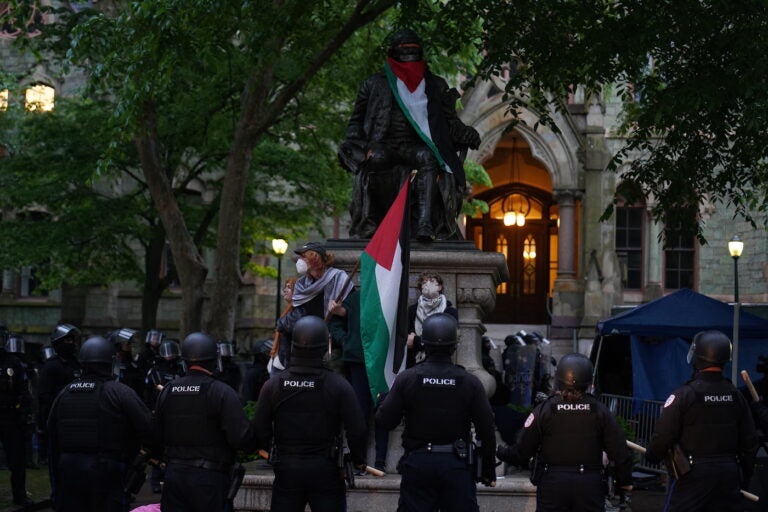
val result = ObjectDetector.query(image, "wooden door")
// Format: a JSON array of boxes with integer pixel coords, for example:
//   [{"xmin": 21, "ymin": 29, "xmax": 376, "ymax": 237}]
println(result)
[{"xmin": 482, "ymin": 220, "xmax": 550, "ymax": 324}]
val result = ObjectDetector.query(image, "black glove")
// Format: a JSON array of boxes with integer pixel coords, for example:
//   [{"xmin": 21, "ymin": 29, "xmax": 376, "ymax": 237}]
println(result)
[{"xmin": 496, "ymin": 444, "xmax": 512, "ymax": 463}]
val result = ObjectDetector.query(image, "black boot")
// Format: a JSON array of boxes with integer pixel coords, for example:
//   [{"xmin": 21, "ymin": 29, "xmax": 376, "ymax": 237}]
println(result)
[{"xmin": 415, "ymin": 169, "xmax": 436, "ymax": 241}]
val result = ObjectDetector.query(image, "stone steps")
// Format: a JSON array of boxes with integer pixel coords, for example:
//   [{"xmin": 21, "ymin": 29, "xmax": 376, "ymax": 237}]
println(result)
[{"xmin": 234, "ymin": 463, "xmax": 537, "ymax": 512}]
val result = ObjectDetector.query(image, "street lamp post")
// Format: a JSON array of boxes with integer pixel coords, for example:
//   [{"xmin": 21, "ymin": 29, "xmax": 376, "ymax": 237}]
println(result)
[
  {"xmin": 728, "ymin": 235, "xmax": 744, "ymax": 384},
  {"xmin": 272, "ymin": 239, "xmax": 288, "ymax": 324}
]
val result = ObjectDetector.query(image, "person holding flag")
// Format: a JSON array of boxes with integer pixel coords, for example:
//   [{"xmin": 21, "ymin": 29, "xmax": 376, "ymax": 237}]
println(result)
[{"xmin": 338, "ymin": 28, "xmax": 480, "ymax": 241}]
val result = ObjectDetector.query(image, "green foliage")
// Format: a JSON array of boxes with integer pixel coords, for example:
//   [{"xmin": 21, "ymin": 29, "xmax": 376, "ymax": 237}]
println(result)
[
  {"xmin": 477, "ymin": 0, "xmax": 768, "ymax": 242},
  {"xmin": 462, "ymin": 159, "xmax": 491, "ymax": 216}
]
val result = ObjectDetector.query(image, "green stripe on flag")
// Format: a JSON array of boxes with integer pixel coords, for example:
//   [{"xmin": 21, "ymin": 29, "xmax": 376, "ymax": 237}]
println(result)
[
  {"xmin": 384, "ymin": 63, "xmax": 449, "ymax": 173},
  {"xmin": 360, "ymin": 251, "xmax": 391, "ymax": 402}
]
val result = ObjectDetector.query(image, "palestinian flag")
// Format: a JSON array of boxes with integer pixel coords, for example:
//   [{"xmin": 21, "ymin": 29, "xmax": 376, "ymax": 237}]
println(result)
[{"xmin": 360, "ymin": 176, "xmax": 411, "ymax": 401}]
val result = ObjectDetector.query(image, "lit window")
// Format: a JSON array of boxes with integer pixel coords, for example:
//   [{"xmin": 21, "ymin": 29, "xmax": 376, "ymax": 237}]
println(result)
[
  {"xmin": 25, "ymin": 84, "xmax": 55, "ymax": 111},
  {"xmin": 496, "ymin": 234, "xmax": 508, "ymax": 294},
  {"xmin": 0, "ymin": 89, "xmax": 7, "ymax": 111},
  {"xmin": 522, "ymin": 234, "xmax": 536, "ymax": 294}
]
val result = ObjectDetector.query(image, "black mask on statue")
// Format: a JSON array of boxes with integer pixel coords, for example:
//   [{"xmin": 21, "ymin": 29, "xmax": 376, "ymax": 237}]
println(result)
[{"xmin": 388, "ymin": 29, "xmax": 423, "ymax": 62}]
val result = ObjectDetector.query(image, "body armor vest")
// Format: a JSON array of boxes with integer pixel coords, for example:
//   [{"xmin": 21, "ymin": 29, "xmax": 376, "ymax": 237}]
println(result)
[
  {"xmin": 0, "ymin": 355, "xmax": 21, "ymax": 412},
  {"xmin": 681, "ymin": 382, "xmax": 741, "ymax": 457},
  {"xmin": 161, "ymin": 375, "xmax": 231, "ymax": 463},
  {"xmin": 404, "ymin": 364, "xmax": 468, "ymax": 445},
  {"xmin": 539, "ymin": 396, "xmax": 603, "ymax": 467},
  {"xmin": 56, "ymin": 379, "xmax": 128, "ymax": 458},
  {"xmin": 273, "ymin": 370, "xmax": 335, "ymax": 453}
]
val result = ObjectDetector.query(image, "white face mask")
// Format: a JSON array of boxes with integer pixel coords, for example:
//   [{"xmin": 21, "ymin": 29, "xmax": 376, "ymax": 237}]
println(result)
[
  {"xmin": 421, "ymin": 280, "xmax": 441, "ymax": 299},
  {"xmin": 296, "ymin": 258, "xmax": 308, "ymax": 275}
]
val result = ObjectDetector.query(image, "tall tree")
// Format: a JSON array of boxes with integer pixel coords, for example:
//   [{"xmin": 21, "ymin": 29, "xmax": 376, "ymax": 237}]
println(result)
[{"xmin": 476, "ymin": 0, "xmax": 768, "ymax": 241}]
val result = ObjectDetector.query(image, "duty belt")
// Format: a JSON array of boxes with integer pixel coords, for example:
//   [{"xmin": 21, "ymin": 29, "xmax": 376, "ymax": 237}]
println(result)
[
  {"xmin": 689, "ymin": 455, "xmax": 738, "ymax": 465},
  {"xmin": 412, "ymin": 443, "xmax": 455, "ymax": 454},
  {"xmin": 167, "ymin": 457, "xmax": 231, "ymax": 473},
  {"xmin": 544, "ymin": 464, "xmax": 603, "ymax": 473}
]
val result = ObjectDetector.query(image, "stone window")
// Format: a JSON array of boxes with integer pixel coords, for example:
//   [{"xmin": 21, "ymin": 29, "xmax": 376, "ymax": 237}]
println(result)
[
  {"xmin": 615, "ymin": 206, "xmax": 643, "ymax": 290},
  {"xmin": 664, "ymin": 229, "xmax": 695, "ymax": 290}
]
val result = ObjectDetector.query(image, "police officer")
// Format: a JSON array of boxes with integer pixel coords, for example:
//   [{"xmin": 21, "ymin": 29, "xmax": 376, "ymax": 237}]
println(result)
[
  {"xmin": 109, "ymin": 328, "xmax": 144, "ymax": 398},
  {"xmin": 47, "ymin": 335, "xmax": 153, "ymax": 512},
  {"xmin": 376, "ymin": 313, "xmax": 497, "ymax": 512},
  {"xmin": 216, "ymin": 341, "xmax": 242, "ymax": 393},
  {"xmin": 38, "ymin": 322, "xmax": 82, "ymax": 500},
  {"xmin": 496, "ymin": 352, "xmax": 633, "ymax": 512},
  {"xmin": 137, "ymin": 328, "xmax": 164, "ymax": 379},
  {"xmin": 0, "ymin": 330, "xmax": 33, "ymax": 508},
  {"xmin": 155, "ymin": 332, "xmax": 256, "ymax": 512},
  {"xmin": 253, "ymin": 316, "xmax": 367, "ymax": 512},
  {"xmin": 144, "ymin": 338, "xmax": 183, "ymax": 493},
  {"xmin": 646, "ymin": 330, "xmax": 758, "ymax": 511}
]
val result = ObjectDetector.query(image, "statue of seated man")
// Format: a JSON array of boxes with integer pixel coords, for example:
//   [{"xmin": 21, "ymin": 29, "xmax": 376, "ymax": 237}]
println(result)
[{"xmin": 338, "ymin": 29, "xmax": 481, "ymax": 241}]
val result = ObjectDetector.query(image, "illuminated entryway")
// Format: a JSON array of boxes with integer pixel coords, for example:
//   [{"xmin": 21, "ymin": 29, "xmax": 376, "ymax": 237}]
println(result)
[{"xmin": 468, "ymin": 134, "xmax": 558, "ymax": 324}]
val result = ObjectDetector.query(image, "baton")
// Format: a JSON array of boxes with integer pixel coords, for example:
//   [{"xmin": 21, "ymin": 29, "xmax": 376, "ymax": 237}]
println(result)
[
  {"xmin": 365, "ymin": 465, "xmax": 385, "ymax": 477},
  {"xmin": 741, "ymin": 370, "xmax": 761, "ymax": 402},
  {"xmin": 625, "ymin": 441, "xmax": 759, "ymax": 502}
]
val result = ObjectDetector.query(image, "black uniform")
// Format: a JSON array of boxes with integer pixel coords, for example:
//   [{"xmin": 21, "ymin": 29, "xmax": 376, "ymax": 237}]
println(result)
[
  {"xmin": 155, "ymin": 368, "xmax": 256, "ymax": 512},
  {"xmin": 0, "ymin": 350, "xmax": 31, "ymax": 506},
  {"xmin": 375, "ymin": 353, "xmax": 497, "ymax": 512},
  {"xmin": 217, "ymin": 358, "xmax": 242, "ymax": 393},
  {"xmin": 47, "ymin": 375, "xmax": 153, "ymax": 512},
  {"xmin": 647, "ymin": 371, "xmax": 759, "ymax": 511},
  {"xmin": 144, "ymin": 358, "xmax": 184, "ymax": 409},
  {"xmin": 253, "ymin": 362, "xmax": 367, "ymax": 512},
  {"xmin": 37, "ymin": 354, "xmax": 81, "ymax": 433},
  {"xmin": 498, "ymin": 393, "xmax": 633, "ymax": 511}
]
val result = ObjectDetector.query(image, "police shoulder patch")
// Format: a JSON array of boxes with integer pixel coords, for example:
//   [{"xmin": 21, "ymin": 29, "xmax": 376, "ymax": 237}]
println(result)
[
  {"xmin": 663, "ymin": 394, "xmax": 676, "ymax": 408},
  {"xmin": 524, "ymin": 412, "xmax": 535, "ymax": 428}
]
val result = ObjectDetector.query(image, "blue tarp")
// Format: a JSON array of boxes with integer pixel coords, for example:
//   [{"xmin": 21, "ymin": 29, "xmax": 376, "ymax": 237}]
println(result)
[{"xmin": 597, "ymin": 289, "xmax": 768, "ymax": 401}]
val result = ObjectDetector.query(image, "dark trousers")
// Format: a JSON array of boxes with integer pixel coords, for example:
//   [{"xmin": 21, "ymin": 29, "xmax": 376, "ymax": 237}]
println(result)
[
  {"xmin": 536, "ymin": 468, "xmax": 604, "ymax": 511},
  {"xmin": 663, "ymin": 462, "xmax": 742, "ymax": 512},
  {"xmin": 271, "ymin": 455, "xmax": 346, "ymax": 512},
  {"xmin": 397, "ymin": 451, "xmax": 478, "ymax": 512},
  {"xmin": 55, "ymin": 453, "xmax": 128, "ymax": 512},
  {"xmin": 0, "ymin": 419, "xmax": 27, "ymax": 503},
  {"xmin": 347, "ymin": 363, "xmax": 388, "ymax": 462},
  {"xmin": 162, "ymin": 463, "xmax": 230, "ymax": 512}
]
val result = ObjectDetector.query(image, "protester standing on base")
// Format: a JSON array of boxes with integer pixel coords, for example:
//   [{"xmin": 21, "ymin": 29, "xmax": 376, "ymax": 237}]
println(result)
[
  {"xmin": 154, "ymin": 332, "xmax": 256, "ymax": 512},
  {"xmin": 47, "ymin": 335, "xmax": 153, "ymax": 512},
  {"xmin": 253, "ymin": 316, "xmax": 367, "ymax": 512},
  {"xmin": 646, "ymin": 330, "xmax": 758, "ymax": 512},
  {"xmin": 496, "ymin": 352, "xmax": 633, "ymax": 512},
  {"xmin": 329, "ymin": 288, "xmax": 390, "ymax": 472},
  {"xmin": 376, "ymin": 313, "xmax": 496, "ymax": 512}
]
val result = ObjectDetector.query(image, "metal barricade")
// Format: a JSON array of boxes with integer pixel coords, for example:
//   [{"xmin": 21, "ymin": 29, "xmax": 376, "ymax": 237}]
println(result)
[{"xmin": 598, "ymin": 393, "xmax": 665, "ymax": 472}]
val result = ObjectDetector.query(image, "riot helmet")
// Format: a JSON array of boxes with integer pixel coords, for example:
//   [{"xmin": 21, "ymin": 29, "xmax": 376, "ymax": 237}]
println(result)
[
  {"xmin": 218, "ymin": 341, "xmax": 236, "ymax": 358},
  {"xmin": 554, "ymin": 353, "xmax": 593, "ymax": 392},
  {"xmin": 51, "ymin": 323, "xmax": 81, "ymax": 357},
  {"xmin": 159, "ymin": 340, "xmax": 181, "ymax": 361},
  {"xmin": 421, "ymin": 313, "xmax": 458, "ymax": 347},
  {"xmin": 687, "ymin": 330, "xmax": 731, "ymax": 369},
  {"xmin": 291, "ymin": 316, "xmax": 328, "ymax": 358},
  {"xmin": 387, "ymin": 29, "xmax": 423, "ymax": 62},
  {"xmin": 145, "ymin": 329, "xmax": 165, "ymax": 348},
  {"xmin": 51, "ymin": 323, "xmax": 80, "ymax": 344},
  {"xmin": 5, "ymin": 333, "xmax": 25, "ymax": 354},
  {"xmin": 110, "ymin": 328, "xmax": 137, "ymax": 351},
  {"xmin": 79, "ymin": 336, "xmax": 115, "ymax": 364},
  {"xmin": 181, "ymin": 332, "xmax": 218, "ymax": 363}
]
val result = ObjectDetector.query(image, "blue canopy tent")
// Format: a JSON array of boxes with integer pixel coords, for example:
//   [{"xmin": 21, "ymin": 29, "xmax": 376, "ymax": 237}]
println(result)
[{"xmin": 594, "ymin": 288, "xmax": 768, "ymax": 402}]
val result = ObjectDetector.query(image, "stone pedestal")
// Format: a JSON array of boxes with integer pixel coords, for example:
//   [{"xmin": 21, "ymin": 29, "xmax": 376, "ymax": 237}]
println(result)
[{"xmin": 326, "ymin": 239, "xmax": 510, "ymax": 395}]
